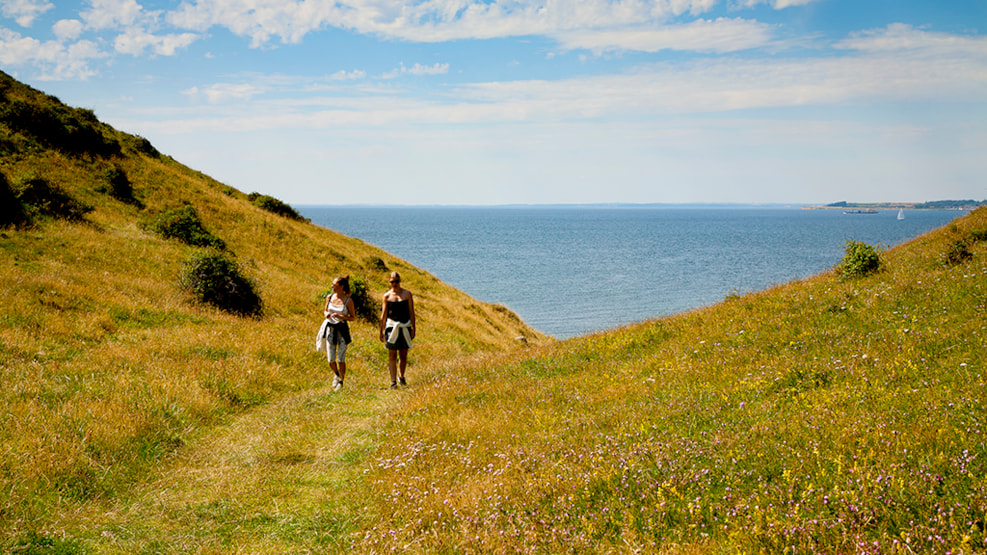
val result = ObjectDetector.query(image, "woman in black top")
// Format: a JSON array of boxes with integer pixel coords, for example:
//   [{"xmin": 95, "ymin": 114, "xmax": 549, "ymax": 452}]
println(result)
[{"xmin": 379, "ymin": 272, "xmax": 416, "ymax": 388}]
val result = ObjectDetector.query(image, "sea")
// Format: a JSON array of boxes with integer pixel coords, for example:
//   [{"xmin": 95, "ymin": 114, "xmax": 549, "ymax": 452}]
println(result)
[{"xmin": 298, "ymin": 205, "xmax": 966, "ymax": 339}]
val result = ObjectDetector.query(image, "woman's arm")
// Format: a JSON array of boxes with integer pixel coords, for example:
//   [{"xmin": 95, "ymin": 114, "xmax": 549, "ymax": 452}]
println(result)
[
  {"xmin": 343, "ymin": 298, "xmax": 356, "ymax": 322},
  {"xmin": 379, "ymin": 296, "xmax": 389, "ymax": 340},
  {"xmin": 407, "ymin": 293, "xmax": 416, "ymax": 339}
]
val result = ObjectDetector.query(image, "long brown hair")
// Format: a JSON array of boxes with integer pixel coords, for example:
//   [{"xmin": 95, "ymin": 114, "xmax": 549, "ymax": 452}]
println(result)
[{"xmin": 334, "ymin": 275, "xmax": 351, "ymax": 295}]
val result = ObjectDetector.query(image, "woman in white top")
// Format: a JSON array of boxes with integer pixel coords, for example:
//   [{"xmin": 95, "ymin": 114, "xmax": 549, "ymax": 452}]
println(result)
[{"xmin": 324, "ymin": 276, "xmax": 356, "ymax": 391}]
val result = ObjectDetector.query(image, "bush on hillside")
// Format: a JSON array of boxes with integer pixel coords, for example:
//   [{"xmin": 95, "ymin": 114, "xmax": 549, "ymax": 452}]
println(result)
[
  {"xmin": 14, "ymin": 174, "xmax": 92, "ymax": 222},
  {"xmin": 836, "ymin": 239, "xmax": 881, "ymax": 280},
  {"xmin": 0, "ymin": 97, "xmax": 120, "ymax": 158},
  {"xmin": 123, "ymin": 134, "xmax": 160, "ymax": 157},
  {"xmin": 98, "ymin": 165, "xmax": 142, "ymax": 207},
  {"xmin": 942, "ymin": 239, "xmax": 972, "ymax": 266},
  {"xmin": 179, "ymin": 252, "xmax": 263, "ymax": 317},
  {"xmin": 247, "ymin": 192, "xmax": 308, "ymax": 222},
  {"xmin": 0, "ymin": 172, "xmax": 28, "ymax": 227},
  {"xmin": 365, "ymin": 256, "xmax": 388, "ymax": 272},
  {"xmin": 319, "ymin": 275, "xmax": 378, "ymax": 322},
  {"xmin": 145, "ymin": 205, "xmax": 225, "ymax": 250},
  {"xmin": 349, "ymin": 276, "xmax": 378, "ymax": 322}
]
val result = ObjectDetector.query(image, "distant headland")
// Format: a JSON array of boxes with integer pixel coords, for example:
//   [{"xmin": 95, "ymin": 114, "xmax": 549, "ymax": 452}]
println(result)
[{"xmin": 806, "ymin": 200, "xmax": 986, "ymax": 211}]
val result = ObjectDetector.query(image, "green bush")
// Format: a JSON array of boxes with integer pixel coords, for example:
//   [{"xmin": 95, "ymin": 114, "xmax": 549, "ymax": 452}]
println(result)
[
  {"xmin": 318, "ymin": 275, "xmax": 378, "ymax": 322},
  {"xmin": 365, "ymin": 256, "xmax": 388, "ymax": 272},
  {"xmin": 14, "ymin": 174, "xmax": 92, "ymax": 221},
  {"xmin": 98, "ymin": 165, "xmax": 142, "ymax": 207},
  {"xmin": 836, "ymin": 240, "xmax": 881, "ymax": 280},
  {"xmin": 0, "ymin": 171, "xmax": 27, "ymax": 227},
  {"xmin": 247, "ymin": 192, "xmax": 308, "ymax": 222},
  {"xmin": 123, "ymin": 134, "xmax": 159, "ymax": 157},
  {"xmin": 179, "ymin": 252, "xmax": 263, "ymax": 317},
  {"xmin": 349, "ymin": 275, "xmax": 378, "ymax": 322},
  {"xmin": 0, "ymin": 97, "xmax": 120, "ymax": 157},
  {"xmin": 943, "ymin": 239, "xmax": 972, "ymax": 266},
  {"xmin": 146, "ymin": 205, "xmax": 225, "ymax": 250}
]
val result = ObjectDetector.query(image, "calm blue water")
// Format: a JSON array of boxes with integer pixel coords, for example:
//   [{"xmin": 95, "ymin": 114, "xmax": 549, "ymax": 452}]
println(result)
[{"xmin": 299, "ymin": 206, "xmax": 965, "ymax": 338}]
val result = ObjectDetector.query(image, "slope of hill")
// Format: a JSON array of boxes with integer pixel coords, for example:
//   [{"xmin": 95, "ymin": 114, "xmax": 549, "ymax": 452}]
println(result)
[
  {"xmin": 3, "ymin": 70, "xmax": 986, "ymax": 553},
  {"xmin": 0, "ymin": 70, "xmax": 544, "ymax": 541},
  {"xmin": 351, "ymin": 208, "xmax": 986, "ymax": 553}
]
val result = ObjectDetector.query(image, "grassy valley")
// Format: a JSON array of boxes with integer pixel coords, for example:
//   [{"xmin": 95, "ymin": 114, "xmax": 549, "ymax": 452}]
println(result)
[
  {"xmin": 0, "ymin": 70, "xmax": 543, "ymax": 551},
  {"xmin": 3, "ymin": 71, "xmax": 987, "ymax": 553}
]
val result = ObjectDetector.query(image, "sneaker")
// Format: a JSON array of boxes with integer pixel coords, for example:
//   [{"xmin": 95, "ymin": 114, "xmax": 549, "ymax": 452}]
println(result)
[
  {"xmin": 334, "ymin": 380, "xmax": 343, "ymax": 391},
  {"xmin": 389, "ymin": 382, "xmax": 398, "ymax": 390},
  {"xmin": 331, "ymin": 373, "xmax": 340, "ymax": 388},
  {"xmin": 399, "ymin": 377, "xmax": 407, "ymax": 386}
]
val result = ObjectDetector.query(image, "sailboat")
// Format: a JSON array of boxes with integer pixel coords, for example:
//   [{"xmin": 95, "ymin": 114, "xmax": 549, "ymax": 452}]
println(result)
[{"xmin": 897, "ymin": 209, "xmax": 905, "ymax": 220}]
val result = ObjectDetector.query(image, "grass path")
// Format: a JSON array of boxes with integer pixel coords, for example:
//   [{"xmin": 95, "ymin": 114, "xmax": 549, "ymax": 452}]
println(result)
[{"xmin": 61, "ymin": 374, "xmax": 411, "ymax": 553}]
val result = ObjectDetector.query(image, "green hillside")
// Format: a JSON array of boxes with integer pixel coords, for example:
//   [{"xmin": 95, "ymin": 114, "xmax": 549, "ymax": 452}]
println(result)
[
  {"xmin": 2, "ymin": 71, "xmax": 986, "ymax": 553},
  {"xmin": 0, "ymin": 70, "xmax": 544, "ymax": 546}
]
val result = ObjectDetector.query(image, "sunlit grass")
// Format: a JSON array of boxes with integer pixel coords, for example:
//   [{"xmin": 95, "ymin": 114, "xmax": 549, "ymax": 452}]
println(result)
[
  {"xmin": 354, "ymin": 208, "xmax": 987, "ymax": 553},
  {"xmin": 4, "ymin": 76, "xmax": 985, "ymax": 552},
  {"xmin": 0, "ymin": 142, "xmax": 543, "ymax": 547}
]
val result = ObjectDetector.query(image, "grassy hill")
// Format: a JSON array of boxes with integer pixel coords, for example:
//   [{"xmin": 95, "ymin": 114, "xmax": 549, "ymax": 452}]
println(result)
[
  {"xmin": 0, "ymin": 70, "xmax": 544, "ymax": 547},
  {"xmin": 2, "ymin": 71, "xmax": 986, "ymax": 553}
]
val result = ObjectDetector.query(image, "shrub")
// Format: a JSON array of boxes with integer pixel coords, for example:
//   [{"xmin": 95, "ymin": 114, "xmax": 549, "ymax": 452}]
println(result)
[
  {"xmin": 0, "ymin": 171, "xmax": 27, "ymax": 227},
  {"xmin": 0, "ymin": 97, "xmax": 120, "ymax": 157},
  {"xmin": 942, "ymin": 239, "xmax": 972, "ymax": 266},
  {"xmin": 179, "ymin": 252, "xmax": 263, "ymax": 317},
  {"xmin": 123, "ymin": 134, "xmax": 159, "ymax": 157},
  {"xmin": 318, "ymin": 275, "xmax": 378, "ymax": 322},
  {"xmin": 349, "ymin": 275, "xmax": 378, "ymax": 322},
  {"xmin": 14, "ymin": 174, "xmax": 92, "ymax": 221},
  {"xmin": 99, "ymin": 165, "xmax": 142, "ymax": 207},
  {"xmin": 836, "ymin": 239, "xmax": 881, "ymax": 280},
  {"xmin": 146, "ymin": 205, "xmax": 225, "ymax": 250},
  {"xmin": 365, "ymin": 256, "xmax": 388, "ymax": 272},
  {"xmin": 247, "ymin": 192, "xmax": 308, "ymax": 222}
]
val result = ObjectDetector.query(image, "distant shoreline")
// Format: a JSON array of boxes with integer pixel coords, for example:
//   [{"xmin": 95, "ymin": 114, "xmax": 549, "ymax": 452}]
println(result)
[
  {"xmin": 299, "ymin": 201, "xmax": 984, "ymax": 210},
  {"xmin": 804, "ymin": 201, "xmax": 984, "ymax": 211}
]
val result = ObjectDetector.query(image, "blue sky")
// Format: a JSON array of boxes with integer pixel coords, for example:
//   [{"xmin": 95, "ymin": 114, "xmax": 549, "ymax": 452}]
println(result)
[{"xmin": 1, "ymin": 0, "xmax": 985, "ymax": 205}]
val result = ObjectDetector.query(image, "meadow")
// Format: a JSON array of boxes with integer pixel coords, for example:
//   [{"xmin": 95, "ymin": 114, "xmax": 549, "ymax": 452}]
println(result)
[
  {"xmin": 0, "ymin": 70, "xmax": 542, "ymax": 552},
  {"xmin": 2, "ymin": 70, "xmax": 986, "ymax": 553}
]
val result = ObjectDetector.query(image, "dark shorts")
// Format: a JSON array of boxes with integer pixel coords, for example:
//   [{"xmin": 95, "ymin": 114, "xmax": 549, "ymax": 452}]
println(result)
[{"xmin": 385, "ymin": 326, "xmax": 411, "ymax": 350}]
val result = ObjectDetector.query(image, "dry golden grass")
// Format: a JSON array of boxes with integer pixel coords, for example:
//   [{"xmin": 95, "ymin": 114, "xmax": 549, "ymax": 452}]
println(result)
[
  {"xmin": 348, "ymin": 208, "xmax": 987, "ymax": 553},
  {"xmin": 0, "ymin": 120, "xmax": 545, "ymax": 546},
  {"xmin": 4, "ymin": 74, "xmax": 985, "ymax": 553}
]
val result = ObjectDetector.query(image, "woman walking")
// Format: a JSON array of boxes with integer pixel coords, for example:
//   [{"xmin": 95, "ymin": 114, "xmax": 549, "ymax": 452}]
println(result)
[
  {"xmin": 321, "ymin": 276, "xmax": 355, "ymax": 391},
  {"xmin": 380, "ymin": 272, "xmax": 415, "ymax": 389}
]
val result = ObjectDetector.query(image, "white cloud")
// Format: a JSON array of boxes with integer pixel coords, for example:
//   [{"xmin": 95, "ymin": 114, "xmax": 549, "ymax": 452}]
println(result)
[
  {"xmin": 53, "ymin": 18, "xmax": 84, "ymax": 40},
  {"xmin": 114, "ymin": 28, "xmax": 198, "ymax": 56},
  {"xmin": 130, "ymin": 25, "xmax": 987, "ymax": 136},
  {"xmin": 0, "ymin": 0, "xmax": 53, "ymax": 27},
  {"xmin": 382, "ymin": 62, "xmax": 450, "ymax": 79},
  {"xmin": 731, "ymin": 0, "xmax": 820, "ymax": 9},
  {"xmin": 167, "ymin": 0, "xmax": 336, "ymax": 47},
  {"xmin": 183, "ymin": 82, "xmax": 268, "ymax": 103},
  {"xmin": 408, "ymin": 62, "xmax": 450, "ymax": 76},
  {"xmin": 163, "ymin": 0, "xmax": 769, "ymax": 54},
  {"xmin": 329, "ymin": 69, "xmax": 367, "ymax": 80},
  {"xmin": 0, "ymin": 27, "xmax": 102, "ymax": 79},
  {"xmin": 836, "ymin": 23, "xmax": 987, "ymax": 57},
  {"xmin": 81, "ymin": 0, "xmax": 146, "ymax": 30},
  {"xmin": 555, "ymin": 17, "xmax": 774, "ymax": 54}
]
